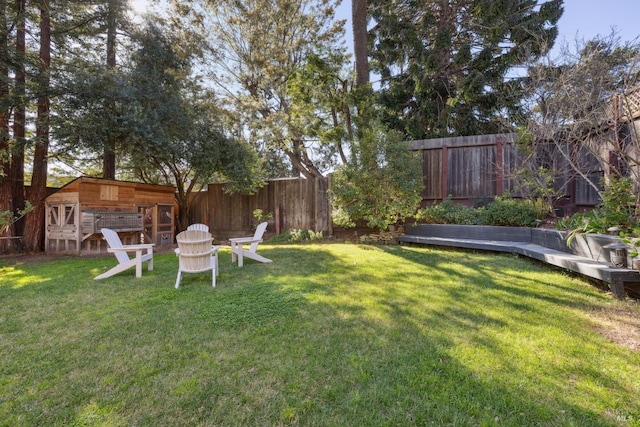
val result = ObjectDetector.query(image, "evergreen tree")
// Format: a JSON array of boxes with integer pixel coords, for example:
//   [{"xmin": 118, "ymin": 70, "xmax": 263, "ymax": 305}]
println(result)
[{"xmin": 369, "ymin": 0, "xmax": 563, "ymax": 139}]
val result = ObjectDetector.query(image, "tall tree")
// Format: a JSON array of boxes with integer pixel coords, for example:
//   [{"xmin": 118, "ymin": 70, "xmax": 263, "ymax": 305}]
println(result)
[
  {"xmin": 24, "ymin": 0, "xmax": 50, "ymax": 251},
  {"xmin": 521, "ymin": 32, "xmax": 640, "ymax": 199},
  {"xmin": 123, "ymin": 21, "xmax": 264, "ymax": 229},
  {"xmin": 289, "ymin": 54, "xmax": 423, "ymax": 230},
  {"xmin": 51, "ymin": 0, "xmax": 135, "ymax": 181},
  {"xmin": 103, "ymin": 0, "xmax": 125, "ymax": 179},
  {"xmin": 0, "ymin": 0, "xmax": 11, "ymax": 244},
  {"xmin": 174, "ymin": 0, "xmax": 346, "ymax": 179},
  {"xmin": 369, "ymin": 0, "xmax": 563, "ymax": 139},
  {"xmin": 102, "ymin": 0, "xmax": 122, "ymax": 179},
  {"xmin": 352, "ymin": 0, "xmax": 369, "ymax": 86},
  {"xmin": 8, "ymin": 0, "xmax": 25, "ymax": 240}
]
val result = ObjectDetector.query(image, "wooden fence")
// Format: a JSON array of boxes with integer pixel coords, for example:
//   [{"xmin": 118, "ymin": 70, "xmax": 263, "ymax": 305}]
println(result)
[
  {"xmin": 410, "ymin": 133, "xmax": 603, "ymax": 213},
  {"xmin": 187, "ymin": 177, "xmax": 331, "ymax": 239},
  {"xmin": 411, "ymin": 133, "xmax": 521, "ymax": 205},
  {"xmin": 186, "ymin": 133, "xmax": 608, "ymax": 238}
]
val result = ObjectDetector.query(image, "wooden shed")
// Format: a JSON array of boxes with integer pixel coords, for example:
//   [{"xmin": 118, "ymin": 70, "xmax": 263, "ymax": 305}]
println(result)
[{"xmin": 45, "ymin": 177, "xmax": 176, "ymax": 253}]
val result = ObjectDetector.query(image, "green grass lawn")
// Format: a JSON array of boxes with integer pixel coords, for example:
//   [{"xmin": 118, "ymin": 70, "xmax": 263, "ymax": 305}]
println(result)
[{"xmin": 1, "ymin": 243, "xmax": 639, "ymax": 426}]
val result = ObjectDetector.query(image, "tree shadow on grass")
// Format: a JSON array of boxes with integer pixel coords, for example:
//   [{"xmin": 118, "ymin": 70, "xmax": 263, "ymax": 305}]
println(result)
[{"xmin": 1, "ymin": 245, "xmax": 639, "ymax": 425}]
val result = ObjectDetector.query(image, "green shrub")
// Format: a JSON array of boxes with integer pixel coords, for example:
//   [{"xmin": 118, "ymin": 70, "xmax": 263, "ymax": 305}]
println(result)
[
  {"xmin": 0, "ymin": 201, "xmax": 33, "ymax": 235},
  {"xmin": 599, "ymin": 176, "xmax": 635, "ymax": 229},
  {"xmin": 269, "ymin": 229, "xmax": 324, "ymax": 243},
  {"xmin": 252, "ymin": 209, "xmax": 273, "ymax": 229},
  {"xmin": 415, "ymin": 195, "xmax": 539, "ymax": 227},
  {"xmin": 478, "ymin": 196, "xmax": 538, "ymax": 227},
  {"xmin": 415, "ymin": 197, "xmax": 479, "ymax": 225},
  {"xmin": 556, "ymin": 176, "xmax": 638, "ymax": 238}
]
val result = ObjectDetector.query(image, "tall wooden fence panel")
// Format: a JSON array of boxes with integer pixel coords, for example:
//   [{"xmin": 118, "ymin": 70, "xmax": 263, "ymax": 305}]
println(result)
[
  {"xmin": 188, "ymin": 132, "xmax": 619, "ymax": 238},
  {"xmin": 411, "ymin": 133, "xmax": 522, "ymax": 206},
  {"xmin": 197, "ymin": 177, "xmax": 330, "ymax": 239}
]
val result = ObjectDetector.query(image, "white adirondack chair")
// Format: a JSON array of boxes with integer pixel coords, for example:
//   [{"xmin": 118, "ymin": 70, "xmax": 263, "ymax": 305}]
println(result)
[
  {"xmin": 175, "ymin": 224, "xmax": 219, "ymax": 274},
  {"xmin": 94, "ymin": 228, "xmax": 154, "ymax": 280},
  {"xmin": 175, "ymin": 229, "xmax": 219, "ymax": 288},
  {"xmin": 229, "ymin": 221, "xmax": 272, "ymax": 267}
]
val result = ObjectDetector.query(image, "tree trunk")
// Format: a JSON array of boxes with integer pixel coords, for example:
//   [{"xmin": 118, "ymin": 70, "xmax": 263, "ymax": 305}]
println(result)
[
  {"xmin": 103, "ymin": 0, "xmax": 117, "ymax": 179},
  {"xmin": 10, "ymin": 0, "xmax": 26, "ymax": 243},
  {"xmin": 25, "ymin": 1, "xmax": 51, "ymax": 251},
  {"xmin": 352, "ymin": 0, "xmax": 369, "ymax": 86},
  {"xmin": 0, "ymin": 0, "xmax": 12, "ymax": 251}
]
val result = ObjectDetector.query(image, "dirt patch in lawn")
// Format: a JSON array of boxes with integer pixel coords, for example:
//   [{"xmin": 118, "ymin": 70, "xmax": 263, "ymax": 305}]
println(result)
[{"xmin": 587, "ymin": 300, "xmax": 640, "ymax": 352}]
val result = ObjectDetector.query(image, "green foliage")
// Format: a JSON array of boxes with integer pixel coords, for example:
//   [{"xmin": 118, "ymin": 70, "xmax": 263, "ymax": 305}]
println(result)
[
  {"xmin": 620, "ymin": 227, "xmax": 640, "ymax": 258},
  {"xmin": 557, "ymin": 177, "xmax": 638, "ymax": 247},
  {"xmin": 267, "ymin": 229, "xmax": 323, "ymax": 243},
  {"xmin": 0, "ymin": 201, "xmax": 33, "ymax": 235},
  {"xmin": 415, "ymin": 197, "xmax": 479, "ymax": 225},
  {"xmin": 557, "ymin": 176, "xmax": 637, "ymax": 236},
  {"xmin": 514, "ymin": 163, "xmax": 566, "ymax": 218},
  {"xmin": 188, "ymin": 0, "xmax": 347, "ymax": 179},
  {"xmin": 562, "ymin": 210, "xmax": 608, "ymax": 248},
  {"xmin": 555, "ymin": 213, "xmax": 587, "ymax": 231},
  {"xmin": 291, "ymin": 229, "xmax": 323, "ymax": 243},
  {"xmin": 330, "ymin": 128, "xmax": 423, "ymax": 231},
  {"xmin": 415, "ymin": 195, "xmax": 538, "ymax": 227},
  {"xmin": 478, "ymin": 195, "xmax": 539, "ymax": 227},
  {"xmin": 369, "ymin": 0, "xmax": 563, "ymax": 138},
  {"xmin": 252, "ymin": 209, "xmax": 273, "ymax": 229},
  {"xmin": 599, "ymin": 176, "xmax": 635, "ymax": 229}
]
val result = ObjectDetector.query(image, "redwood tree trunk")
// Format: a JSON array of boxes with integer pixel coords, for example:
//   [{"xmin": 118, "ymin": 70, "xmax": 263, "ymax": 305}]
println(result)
[
  {"xmin": 352, "ymin": 0, "xmax": 369, "ymax": 87},
  {"xmin": 25, "ymin": 1, "xmax": 51, "ymax": 251},
  {"xmin": 103, "ymin": 0, "xmax": 117, "ymax": 179},
  {"xmin": 10, "ymin": 0, "xmax": 26, "ymax": 244},
  {"xmin": 0, "ymin": 0, "xmax": 12, "ymax": 251}
]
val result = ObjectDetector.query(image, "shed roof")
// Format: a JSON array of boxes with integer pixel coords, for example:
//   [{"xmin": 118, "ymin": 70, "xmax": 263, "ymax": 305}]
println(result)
[{"xmin": 46, "ymin": 176, "xmax": 176, "ymax": 198}]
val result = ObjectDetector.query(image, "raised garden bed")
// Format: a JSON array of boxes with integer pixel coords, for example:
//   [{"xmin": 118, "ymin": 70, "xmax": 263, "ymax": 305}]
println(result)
[{"xmin": 399, "ymin": 224, "xmax": 640, "ymax": 299}]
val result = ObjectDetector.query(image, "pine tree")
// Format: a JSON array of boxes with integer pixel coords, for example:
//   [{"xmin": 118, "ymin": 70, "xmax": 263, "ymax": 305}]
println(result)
[{"xmin": 369, "ymin": 0, "xmax": 563, "ymax": 139}]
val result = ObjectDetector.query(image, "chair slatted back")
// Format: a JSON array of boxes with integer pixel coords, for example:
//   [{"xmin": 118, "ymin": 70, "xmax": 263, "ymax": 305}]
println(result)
[
  {"xmin": 176, "ymin": 230, "xmax": 214, "ymax": 272},
  {"xmin": 101, "ymin": 228, "xmax": 130, "ymax": 265},
  {"xmin": 250, "ymin": 222, "xmax": 268, "ymax": 253},
  {"xmin": 187, "ymin": 223, "xmax": 209, "ymax": 232}
]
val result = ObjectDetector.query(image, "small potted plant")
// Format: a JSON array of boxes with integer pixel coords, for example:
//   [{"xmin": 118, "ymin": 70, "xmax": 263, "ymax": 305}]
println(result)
[{"xmin": 620, "ymin": 227, "xmax": 640, "ymax": 269}]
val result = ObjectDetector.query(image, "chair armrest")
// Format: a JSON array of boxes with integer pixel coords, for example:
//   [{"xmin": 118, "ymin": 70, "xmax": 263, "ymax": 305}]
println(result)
[
  {"xmin": 229, "ymin": 237, "xmax": 262, "ymax": 244},
  {"xmin": 107, "ymin": 244, "xmax": 154, "ymax": 253}
]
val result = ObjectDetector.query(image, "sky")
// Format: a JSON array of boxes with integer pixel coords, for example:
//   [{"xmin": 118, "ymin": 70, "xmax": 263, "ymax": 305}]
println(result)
[
  {"xmin": 554, "ymin": 0, "xmax": 638, "ymax": 48},
  {"xmin": 130, "ymin": 0, "xmax": 640, "ymax": 54}
]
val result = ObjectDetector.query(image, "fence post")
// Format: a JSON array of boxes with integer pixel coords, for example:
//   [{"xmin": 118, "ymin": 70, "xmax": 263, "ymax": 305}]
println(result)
[
  {"xmin": 441, "ymin": 145, "xmax": 448, "ymax": 200},
  {"xmin": 496, "ymin": 136, "xmax": 503, "ymax": 196}
]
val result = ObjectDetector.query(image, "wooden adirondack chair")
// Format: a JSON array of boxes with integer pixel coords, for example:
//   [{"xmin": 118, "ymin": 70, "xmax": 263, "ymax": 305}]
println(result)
[
  {"xmin": 175, "ymin": 229, "xmax": 219, "ymax": 288},
  {"xmin": 175, "ymin": 224, "xmax": 219, "ymax": 274},
  {"xmin": 229, "ymin": 221, "xmax": 272, "ymax": 267},
  {"xmin": 94, "ymin": 228, "xmax": 154, "ymax": 280}
]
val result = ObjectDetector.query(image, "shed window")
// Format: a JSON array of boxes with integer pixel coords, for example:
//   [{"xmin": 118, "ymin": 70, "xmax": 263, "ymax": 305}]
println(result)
[{"xmin": 100, "ymin": 185, "xmax": 118, "ymax": 201}]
